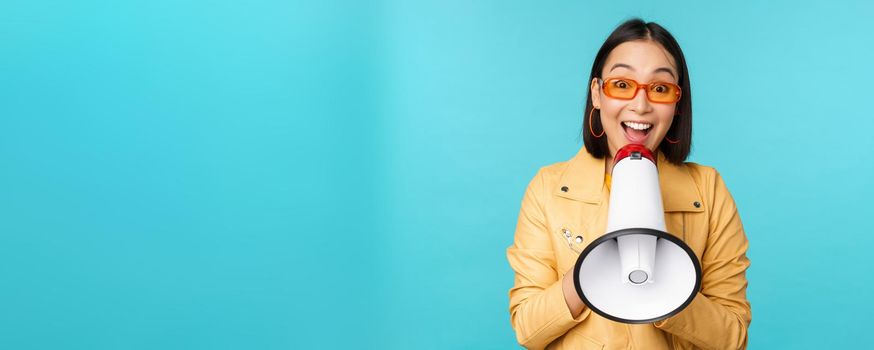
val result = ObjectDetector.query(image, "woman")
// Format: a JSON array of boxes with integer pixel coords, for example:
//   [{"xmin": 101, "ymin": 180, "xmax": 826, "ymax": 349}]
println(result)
[{"xmin": 507, "ymin": 19, "xmax": 751, "ymax": 349}]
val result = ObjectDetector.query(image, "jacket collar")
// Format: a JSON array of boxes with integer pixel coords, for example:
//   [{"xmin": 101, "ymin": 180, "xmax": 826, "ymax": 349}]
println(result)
[{"xmin": 554, "ymin": 146, "xmax": 703, "ymax": 212}]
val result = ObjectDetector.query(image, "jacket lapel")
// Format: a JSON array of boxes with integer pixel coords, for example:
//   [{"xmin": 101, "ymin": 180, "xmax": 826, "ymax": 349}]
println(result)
[
  {"xmin": 656, "ymin": 151, "xmax": 704, "ymax": 213},
  {"xmin": 554, "ymin": 147, "xmax": 604, "ymax": 204},
  {"xmin": 552, "ymin": 148, "xmax": 608, "ymax": 239}
]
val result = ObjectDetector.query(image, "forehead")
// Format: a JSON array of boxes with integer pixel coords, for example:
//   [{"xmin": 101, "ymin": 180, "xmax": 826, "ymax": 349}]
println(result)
[{"xmin": 602, "ymin": 40, "xmax": 678, "ymax": 80}]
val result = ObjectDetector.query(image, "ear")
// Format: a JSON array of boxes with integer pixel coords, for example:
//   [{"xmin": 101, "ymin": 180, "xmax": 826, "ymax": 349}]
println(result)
[{"xmin": 590, "ymin": 78, "xmax": 602, "ymax": 109}]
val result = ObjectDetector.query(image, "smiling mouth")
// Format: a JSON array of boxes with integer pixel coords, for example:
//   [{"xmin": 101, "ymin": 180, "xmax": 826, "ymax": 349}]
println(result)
[{"xmin": 621, "ymin": 121, "xmax": 652, "ymax": 143}]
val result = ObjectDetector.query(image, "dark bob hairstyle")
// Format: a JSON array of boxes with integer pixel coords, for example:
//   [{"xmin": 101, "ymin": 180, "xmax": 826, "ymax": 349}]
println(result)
[{"xmin": 582, "ymin": 18, "xmax": 692, "ymax": 165}]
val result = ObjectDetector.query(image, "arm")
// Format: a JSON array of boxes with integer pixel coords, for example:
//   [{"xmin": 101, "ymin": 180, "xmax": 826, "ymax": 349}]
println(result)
[
  {"xmin": 654, "ymin": 171, "xmax": 752, "ymax": 350},
  {"xmin": 507, "ymin": 170, "xmax": 591, "ymax": 349}
]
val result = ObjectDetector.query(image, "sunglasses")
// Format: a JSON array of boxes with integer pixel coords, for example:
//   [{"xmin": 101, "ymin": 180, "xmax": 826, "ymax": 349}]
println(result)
[{"xmin": 598, "ymin": 77, "xmax": 682, "ymax": 104}]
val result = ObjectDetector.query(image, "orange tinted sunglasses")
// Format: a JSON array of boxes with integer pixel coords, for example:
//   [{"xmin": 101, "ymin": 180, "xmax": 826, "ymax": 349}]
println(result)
[{"xmin": 598, "ymin": 77, "xmax": 682, "ymax": 104}]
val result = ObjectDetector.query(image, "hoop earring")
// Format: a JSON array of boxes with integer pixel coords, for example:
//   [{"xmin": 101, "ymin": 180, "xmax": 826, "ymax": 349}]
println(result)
[{"xmin": 588, "ymin": 107, "xmax": 604, "ymax": 138}]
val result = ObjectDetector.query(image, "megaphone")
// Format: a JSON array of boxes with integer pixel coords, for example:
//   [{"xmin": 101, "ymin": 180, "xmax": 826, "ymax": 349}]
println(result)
[{"xmin": 573, "ymin": 144, "xmax": 701, "ymax": 324}]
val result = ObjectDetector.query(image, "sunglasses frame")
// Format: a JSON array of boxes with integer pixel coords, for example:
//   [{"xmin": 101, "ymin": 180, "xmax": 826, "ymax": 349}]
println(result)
[{"xmin": 598, "ymin": 77, "xmax": 682, "ymax": 104}]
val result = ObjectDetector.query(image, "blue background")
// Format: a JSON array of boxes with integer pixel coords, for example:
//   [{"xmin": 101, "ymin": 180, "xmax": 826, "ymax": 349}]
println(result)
[{"xmin": 1, "ymin": 0, "xmax": 872, "ymax": 348}]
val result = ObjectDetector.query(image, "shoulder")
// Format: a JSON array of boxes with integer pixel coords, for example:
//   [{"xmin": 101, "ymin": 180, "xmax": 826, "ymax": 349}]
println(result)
[
  {"xmin": 525, "ymin": 157, "xmax": 574, "ymax": 192},
  {"xmin": 536, "ymin": 160, "xmax": 571, "ymax": 181},
  {"xmin": 683, "ymin": 161, "xmax": 737, "ymax": 209},
  {"xmin": 684, "ymin": 161, "xmax": 732, "ymax": 188},
  {"xmin": 684, "ymin": 161, "xmax": 719, "ymax": 185}
]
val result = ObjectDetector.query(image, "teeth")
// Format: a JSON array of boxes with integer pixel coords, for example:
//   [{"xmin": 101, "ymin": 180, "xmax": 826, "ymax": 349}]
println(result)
[{"xmin": 623, "ymin": 121, "xmax": 652, "ymax": 130}]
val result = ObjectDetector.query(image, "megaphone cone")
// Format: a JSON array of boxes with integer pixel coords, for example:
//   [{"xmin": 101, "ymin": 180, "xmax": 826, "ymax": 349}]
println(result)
[{"xmin": 573, "ymin": 144, "xmax": 702, "ymax": 324}]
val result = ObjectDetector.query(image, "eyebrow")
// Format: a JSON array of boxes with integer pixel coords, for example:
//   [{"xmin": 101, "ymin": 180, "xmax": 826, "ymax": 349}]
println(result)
[{"xmin": 609, "ymin": 63, "xmax": 676, "ymax": 79}]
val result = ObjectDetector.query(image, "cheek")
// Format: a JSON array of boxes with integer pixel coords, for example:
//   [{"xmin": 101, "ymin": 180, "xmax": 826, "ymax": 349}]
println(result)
[
  {"xmin": 599, "ymin": 102, "xmax": 625, "ymax": 122},
  {"xmin": 655, "ymin": 107, "xmax": 677, "ymax": 130}
]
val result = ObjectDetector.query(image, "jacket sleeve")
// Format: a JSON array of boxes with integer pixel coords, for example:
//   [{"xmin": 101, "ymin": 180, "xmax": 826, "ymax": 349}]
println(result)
[
  {"xmin": 507, "ymin": 169, "xmax": 592, "ymax": 349},
  {"xmin": 654, "ymin": 170, "xmax": 752, "ymax": 350}
]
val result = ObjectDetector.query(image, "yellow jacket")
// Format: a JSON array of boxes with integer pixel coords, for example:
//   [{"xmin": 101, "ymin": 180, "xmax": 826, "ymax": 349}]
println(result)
[{"xmin": 507, "ymin": 147, "xmax": 751, "ymax": 350}]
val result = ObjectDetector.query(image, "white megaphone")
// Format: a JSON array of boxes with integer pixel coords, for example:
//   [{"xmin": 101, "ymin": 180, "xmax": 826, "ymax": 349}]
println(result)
[{"xmin": 573, "ymin": 144, "xmax": 701, "ymax": 324}]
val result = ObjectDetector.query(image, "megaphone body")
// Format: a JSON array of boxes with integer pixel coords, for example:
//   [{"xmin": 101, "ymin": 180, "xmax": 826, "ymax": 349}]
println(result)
[{"xmin": 573, "ymin": 144, "xmax": 701, "ymax": 324}]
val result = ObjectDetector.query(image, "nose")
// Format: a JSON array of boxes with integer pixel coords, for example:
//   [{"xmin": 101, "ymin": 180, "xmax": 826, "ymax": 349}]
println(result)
[{"xmin": 628, "ymin": 85, "xmax": 652, "ymax": 114}]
